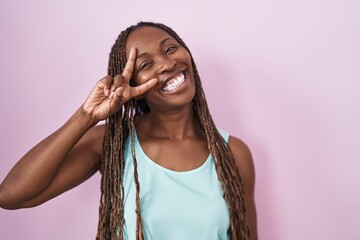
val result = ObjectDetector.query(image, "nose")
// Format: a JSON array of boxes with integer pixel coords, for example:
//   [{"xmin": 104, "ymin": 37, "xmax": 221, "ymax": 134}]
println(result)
[{"xmin": 156, "ymin": 57, "xmax": 176, "ymax": 74}]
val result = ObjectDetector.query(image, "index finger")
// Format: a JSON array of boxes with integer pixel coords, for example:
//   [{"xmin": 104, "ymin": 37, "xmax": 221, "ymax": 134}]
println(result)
[
  {"xmin": 130, "ymin": 78, "xmax": 158, "ymax": 98},
  {"xmin": 122, "ymin": 47, "xmax": 136, "ymax": 83}
]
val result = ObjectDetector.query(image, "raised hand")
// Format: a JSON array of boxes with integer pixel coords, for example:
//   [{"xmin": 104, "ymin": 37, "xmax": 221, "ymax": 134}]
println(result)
[{"xmin": 82, "ymin": 47, "xmax": 158, "ymax": 122}]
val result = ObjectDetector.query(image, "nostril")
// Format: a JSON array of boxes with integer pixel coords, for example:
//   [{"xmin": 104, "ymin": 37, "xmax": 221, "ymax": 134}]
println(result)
[{"xmin": 158, "ymin": 59, "xmax": 176, "ymax": 72}]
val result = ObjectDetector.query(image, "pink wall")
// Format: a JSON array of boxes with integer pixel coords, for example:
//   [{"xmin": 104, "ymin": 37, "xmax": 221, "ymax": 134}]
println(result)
[{"xmin": 1, "ymin": 0, "xmax": 359, "ymax": 239}]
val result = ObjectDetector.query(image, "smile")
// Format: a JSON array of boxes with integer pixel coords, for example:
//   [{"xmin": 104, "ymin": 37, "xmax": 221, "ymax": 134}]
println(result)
[{"xmin": 160, "ymin": 72, "xmax": 186, "ymax": 92}]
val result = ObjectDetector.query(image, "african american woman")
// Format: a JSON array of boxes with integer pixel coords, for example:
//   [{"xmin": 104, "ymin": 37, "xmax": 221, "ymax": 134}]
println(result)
[{"xmin": 0, "ymin": 22, "xmax": 257, "ymax": 240}]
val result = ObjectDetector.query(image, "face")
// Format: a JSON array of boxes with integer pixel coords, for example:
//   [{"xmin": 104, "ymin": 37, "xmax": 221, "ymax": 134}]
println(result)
[{"xmin": 125, "ymin": 26, "xmax": 196, "ymax": 111}]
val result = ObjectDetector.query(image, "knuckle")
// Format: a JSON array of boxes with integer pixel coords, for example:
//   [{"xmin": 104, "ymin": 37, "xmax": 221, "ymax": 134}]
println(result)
[
  {"xmin": 113, "ymin": 78, "xmax": 123, "ymax": 86},
  {"xmin": 124, "ymin": 68, "xmax": 133, "ymax": 73},
  {"xmin": 104, "ymin": 75, "xmax": 112, "ymax": 81}
]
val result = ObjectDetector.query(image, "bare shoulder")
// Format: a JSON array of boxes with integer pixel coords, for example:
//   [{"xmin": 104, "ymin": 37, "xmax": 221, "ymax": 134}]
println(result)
[
  {"xmin": 228, "ymin": 135, "xmax": 255, "ymax": 193},
  {"xmin": 75, "ymin": 124, "xmax": 106, "ymax": 164},
  {"xmin": 228, "ymin": 135, "xmax": 258, "ymax": 239},
  {"xmin": 85, "ymin": 123, "xmax": 106, "ymax": 143}
]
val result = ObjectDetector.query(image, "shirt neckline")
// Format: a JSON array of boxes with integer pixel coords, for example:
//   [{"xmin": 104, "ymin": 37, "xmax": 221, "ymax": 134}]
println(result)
[{"xmin": 133, "ymin": 129, "xmax": 212, "ymax": 175}]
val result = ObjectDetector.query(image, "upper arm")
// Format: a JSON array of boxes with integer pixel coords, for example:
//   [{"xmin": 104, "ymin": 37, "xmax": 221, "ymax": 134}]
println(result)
[
  {"xmin": 22, "ymin": 124, "xmax": 105, "ymax": 208},
  {"xmin": 228, "ymin": 135, "xmax": 258, "ymax": 240}
]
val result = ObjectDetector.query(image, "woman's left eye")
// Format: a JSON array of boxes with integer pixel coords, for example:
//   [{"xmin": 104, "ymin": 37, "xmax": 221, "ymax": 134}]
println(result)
[{"xmin": 165, "ymin": 45, "xmax": 177, "ymax": 54}]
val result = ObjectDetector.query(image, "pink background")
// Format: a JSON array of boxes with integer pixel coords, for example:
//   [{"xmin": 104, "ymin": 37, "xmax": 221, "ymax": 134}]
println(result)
[{"xmin": 1, "ymin": 0, "xmax": 359, "ymax": 239}]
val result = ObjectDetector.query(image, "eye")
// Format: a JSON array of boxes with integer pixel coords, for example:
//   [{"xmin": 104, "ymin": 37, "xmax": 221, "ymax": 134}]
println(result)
[
  {"xmin": 165, "ymin": 45, "xmax": 177, "ymax": 54},
  {"xmin": 139, "ymin": 61, "xmax": 153, "ymax": 71}
]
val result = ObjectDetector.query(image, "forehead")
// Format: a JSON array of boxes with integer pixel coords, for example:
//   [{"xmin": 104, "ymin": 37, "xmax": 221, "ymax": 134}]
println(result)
[{"xmin": 125, "ymin": 26, "xmax": 173, "ymax": 56}]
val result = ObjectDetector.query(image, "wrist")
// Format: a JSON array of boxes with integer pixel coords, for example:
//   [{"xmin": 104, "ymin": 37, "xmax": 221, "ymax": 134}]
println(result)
[{"xmin": 74, "ymin": 107, "xmax": 99, "ymax": 129}]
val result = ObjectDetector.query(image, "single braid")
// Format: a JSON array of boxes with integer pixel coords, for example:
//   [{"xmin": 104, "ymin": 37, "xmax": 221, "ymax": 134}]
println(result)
[{"xmin": 96, "ymin": 22, "xmax": 250, "ymax": 240}]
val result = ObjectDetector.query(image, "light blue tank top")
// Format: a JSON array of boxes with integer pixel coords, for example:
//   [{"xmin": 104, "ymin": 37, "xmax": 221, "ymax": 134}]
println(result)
[{"xmin": 122, "ymin": 129, "xmax": 231, "ymax": 240}]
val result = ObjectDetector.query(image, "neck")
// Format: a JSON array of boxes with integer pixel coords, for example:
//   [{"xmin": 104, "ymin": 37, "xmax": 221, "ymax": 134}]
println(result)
[{"xmin": 138, "ymin": 104, "xmax": 201, "ymax": 140}]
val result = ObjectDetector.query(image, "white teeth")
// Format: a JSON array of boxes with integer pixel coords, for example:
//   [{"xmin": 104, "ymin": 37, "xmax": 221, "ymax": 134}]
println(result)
[{"xmin": 162, "ymin": 73, "xmax": 185, "ymax": 92}]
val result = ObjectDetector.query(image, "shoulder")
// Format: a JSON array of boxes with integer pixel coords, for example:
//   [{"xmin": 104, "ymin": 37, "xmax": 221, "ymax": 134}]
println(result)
[
  {"xmin": 77, "ymin": 124, "xmax": 106, "ymax": 159},
  {"xmin": 228, "ymin": 135, "xmax": 255, "ymax": 194},
  {"xmin": 227, "ymin": 135, "xmax": 258, "ymax": 238},
  {"xmin": 86, "ymin": 124, "xmax": 106, "ymax": 141}
]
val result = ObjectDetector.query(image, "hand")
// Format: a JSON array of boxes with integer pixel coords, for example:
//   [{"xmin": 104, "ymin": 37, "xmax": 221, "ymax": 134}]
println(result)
[{"xmin": 81, "ymin": 47, "xmax": 158, "ymax": 122}]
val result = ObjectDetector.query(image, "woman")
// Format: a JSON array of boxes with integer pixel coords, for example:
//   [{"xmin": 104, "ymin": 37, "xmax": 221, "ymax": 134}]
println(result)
[{"xmin": 0, "ymin": 22, "xmax": 257, "ymax": 240}]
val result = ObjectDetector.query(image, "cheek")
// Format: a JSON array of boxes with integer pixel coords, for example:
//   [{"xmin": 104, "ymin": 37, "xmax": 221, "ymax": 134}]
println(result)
[
  {"xmin": 134, "ymin": 73, "xmax": 149, "ymax": 86},
  {"xmin": 181, "ymin": 51, "xmax": 193, "ymax": 72},
  {"xmin": 134, "ymin": 67, "xmax": 158, "ymax": 86},
  {"xmin": 179, "ymin": 50, "xmax": 192, "ymax": 63}
]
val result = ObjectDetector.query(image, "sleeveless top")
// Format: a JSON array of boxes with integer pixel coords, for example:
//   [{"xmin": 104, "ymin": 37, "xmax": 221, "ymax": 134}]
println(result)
[{"xmin": 122, "ymin": 129, "xmax": 231, "ymax": 240}]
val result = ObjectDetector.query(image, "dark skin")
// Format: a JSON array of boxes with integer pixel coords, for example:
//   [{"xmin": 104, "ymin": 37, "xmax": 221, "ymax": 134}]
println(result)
[{"xmin": 0, "ymin": 26, "xmax": 257, "ymax": 239}]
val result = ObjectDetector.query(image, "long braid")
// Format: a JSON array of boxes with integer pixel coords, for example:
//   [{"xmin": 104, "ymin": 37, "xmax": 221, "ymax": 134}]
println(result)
[
  {"xmin": 127, "ymin": 99, "xmax": 145, "ymax": 240},
  {"xmin": 192, "ymin": 65, "xmax": 249, "ymax": 239},
  {"xmin": 97, "ymin": 22, "xmax": 250, "ymax": 240},
  {"xmin": 97, "ymin": 29, "xmax": 131, "ymax": 240}
]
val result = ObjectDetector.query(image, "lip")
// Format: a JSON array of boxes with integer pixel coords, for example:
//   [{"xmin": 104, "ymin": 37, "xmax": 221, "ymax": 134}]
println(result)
[
  {"xmin": 157, "ymin": 71, "xmax": 188, "ymax": 95},
  {"xmin": 157, "ymin": 68, "xmax": 187, "ymax": 91}
]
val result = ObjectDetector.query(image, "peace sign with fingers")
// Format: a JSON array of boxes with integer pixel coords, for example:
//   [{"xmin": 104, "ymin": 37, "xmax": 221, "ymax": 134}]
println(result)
[{"xmin": 82, "ymin": 47, "xmax": 158, "ymax": 122}]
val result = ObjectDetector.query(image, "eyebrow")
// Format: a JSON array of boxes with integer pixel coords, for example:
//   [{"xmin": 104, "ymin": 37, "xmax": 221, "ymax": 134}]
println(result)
[{"xmin": 137, "ymin": 37, "xmax": 172, "ymax": 60}]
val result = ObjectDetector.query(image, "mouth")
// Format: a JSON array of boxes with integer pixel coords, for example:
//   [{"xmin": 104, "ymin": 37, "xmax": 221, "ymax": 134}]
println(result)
[{"xmin": 158, "ymin": 71, "xmax": 186, "ymax": 93}]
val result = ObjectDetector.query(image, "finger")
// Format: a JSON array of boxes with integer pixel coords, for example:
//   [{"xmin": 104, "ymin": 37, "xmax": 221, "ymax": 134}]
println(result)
[
  {"xmin": 130, "ymin": 78, "xmax": 158, "ymax": 98},
  {"xmin": 109, "ymin": 87, "xmax": 125, "ymax": 113},
  {"xmin": 110, "ymin": 74, "xmax": 125, "ymax": 93},
  {"xmin": 122, "ymin": 47, "xmax": 136, "ymax": 83},
  {"xmin": 102, "ymin": 75, "xmax": 113, "ymax": 96}
]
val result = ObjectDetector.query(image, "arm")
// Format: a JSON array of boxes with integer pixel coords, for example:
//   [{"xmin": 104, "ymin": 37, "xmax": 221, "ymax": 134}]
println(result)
[
  {"xmin": 228, "ymin": 136, "xmax": 258, "ymax": 240},
  {"xmin": 0, "ymin": 47, "xmax": 158, "ymax": 209},
  {"xmin": 0, "ymin": 110, "xmax": 102, "ymax": 209}
]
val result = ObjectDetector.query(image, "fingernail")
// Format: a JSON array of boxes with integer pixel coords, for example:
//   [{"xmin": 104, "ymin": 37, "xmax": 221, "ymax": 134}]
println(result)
[
  {"xmin": 105, "ymin": 89, "xmax": 110, "ymax": 96},
  {"xmin": 109, "ymin": 91, "xmax": 114, "ymax": 98}
]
